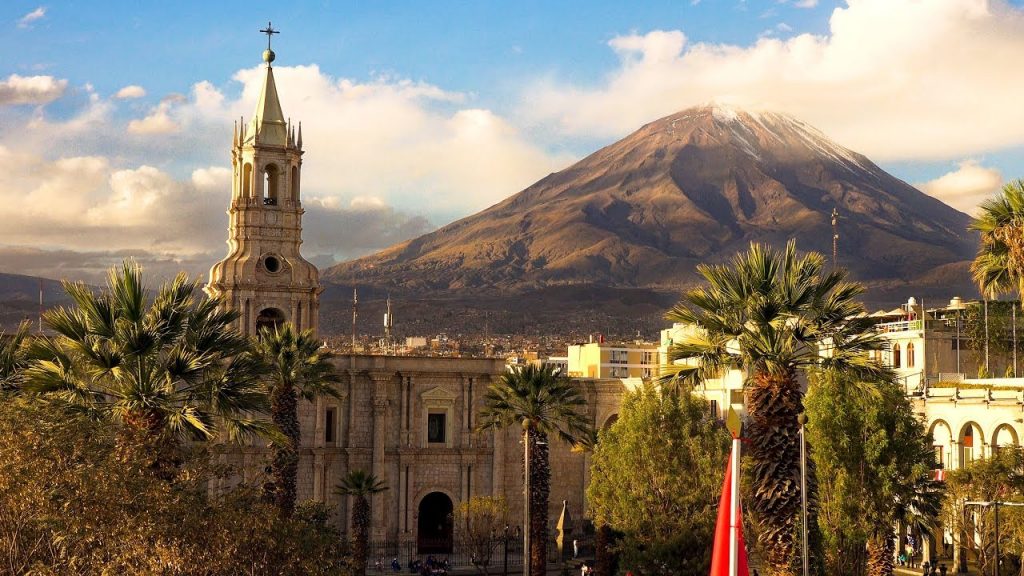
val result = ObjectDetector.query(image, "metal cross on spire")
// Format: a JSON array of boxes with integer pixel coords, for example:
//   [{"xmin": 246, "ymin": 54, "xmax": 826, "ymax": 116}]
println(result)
[{"xmin": 259, "ymin": 21, "xmax": 279, "ymax": 50}]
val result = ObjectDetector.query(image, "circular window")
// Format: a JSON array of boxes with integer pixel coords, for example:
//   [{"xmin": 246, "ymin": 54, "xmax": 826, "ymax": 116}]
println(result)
[{"xmin": 264, "ymin": 255, "xmax": 281, "ymax": 273}]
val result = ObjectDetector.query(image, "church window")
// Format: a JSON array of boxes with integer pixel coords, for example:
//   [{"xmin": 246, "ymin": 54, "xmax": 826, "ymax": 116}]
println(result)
[
  {"xmin": 291, "ymin": 165, "xmax": 299, "ymax": 201},
  {"xmin": 243, "ymin": 163, "xmax": 253, "ymax": 198},
  {"xmin": 907, "ymin": 342, "xmax": 915, "ymax": 368},
  {"xmin": 892, "ymin": 343, "xmax": 901, "ymax": 368},
  {"xmin": 427, "ymin": 413, "xmax": 446, "ymax": 444},
  {"xmin": 325, "ymin": 407, "xmax": 336, "ymax": 444},
  {"xmin": 264, "ymin": 255, "xmax": 281, "ymax": 273},
  {"xmin": 264, "ymin": 164, "xmax": 279, "ymax": 205},
  {"xmin": 256, "ymin": 307, "xmax": 286, "ymax": 336}
]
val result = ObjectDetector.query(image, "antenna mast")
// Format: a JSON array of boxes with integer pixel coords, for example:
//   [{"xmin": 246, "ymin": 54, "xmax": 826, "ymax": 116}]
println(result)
[
  {"xmin": 352, "ymin": 287, "xmax": 358, "ymax": 351},
  {"xmin": 831, "ymin": 208, "xmax": 839, "ymax": 270},
  {"xmin": 383, "ymin": 295, "xmax": 393, "ymax": 352},
  {"xmin": 38, "ymin": 278, "xmax": 43, "ymax": 333}
]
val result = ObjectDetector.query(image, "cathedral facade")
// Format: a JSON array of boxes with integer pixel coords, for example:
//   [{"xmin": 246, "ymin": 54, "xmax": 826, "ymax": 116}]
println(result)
[{"xmin": 208, "ymin": 41, "xmax": 625, "ymax": 551}]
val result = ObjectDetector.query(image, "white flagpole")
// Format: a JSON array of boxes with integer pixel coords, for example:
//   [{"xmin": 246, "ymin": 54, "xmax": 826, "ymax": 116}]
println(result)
[
  {"xmin": 730, "ymin": 435, "xmax": 741, "ymax": 576},
  {"xmin": 727, "ymin": 407, "xmax": 743, "ymax": 576}
]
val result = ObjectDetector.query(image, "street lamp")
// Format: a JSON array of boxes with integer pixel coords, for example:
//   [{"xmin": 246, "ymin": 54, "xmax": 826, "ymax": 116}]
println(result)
[
  {"xmin": 963, "ymin": 500, "xmax": 1024, "ymax": 576},
  {"xmin": 501, "ymin": 524, "xmax": 520, "ymax": 576},
  {"xmin": 798, "ymin": 413, "xmax": 809, "ymax": 576}
]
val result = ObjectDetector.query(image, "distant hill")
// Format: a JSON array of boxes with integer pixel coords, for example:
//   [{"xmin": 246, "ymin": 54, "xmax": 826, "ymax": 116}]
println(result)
[
  {"xmin": 0, "ymin": 272, "xmax": 71, "ymax": 331},
  {"xmin": 322, "ymin": 105, "xmax": 978, "ymax": 325}
]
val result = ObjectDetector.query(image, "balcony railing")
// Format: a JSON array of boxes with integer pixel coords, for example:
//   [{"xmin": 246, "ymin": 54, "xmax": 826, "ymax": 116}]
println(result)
[{"xmin": 875, "ymin": 319, "xmax": 923, "ymax": 333}]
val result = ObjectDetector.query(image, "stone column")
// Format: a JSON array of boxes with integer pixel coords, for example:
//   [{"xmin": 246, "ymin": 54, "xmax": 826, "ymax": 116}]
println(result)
[
  {"xmin": 371, "ymin": 374, "xmax": 390, "ymax": 539},
  {"xmin": 491, "ymin": 424, "xmax": 504, "ymax": 497}
]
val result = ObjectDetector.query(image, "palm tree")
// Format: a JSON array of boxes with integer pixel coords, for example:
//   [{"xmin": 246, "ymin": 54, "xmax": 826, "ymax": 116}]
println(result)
[
  {"xmin": 22, "ymin": 261, "xmax": 270, "ymax": 455},
  {"xmin": 0, "ymin": 321, "xmax": 31, "ymax": 393},
  {"xmin": 661, "ymin": 241, "xmax": 890, "ymax": 576},
  {"xmin": 971, "ymin": 179, "xmax": 1024, "ymax": 297},
  {"xmin": 254, "ymin": 322, "xmax": 341, "ymax": 517},
  {"xmin": 476, "ymin": 363, "xmax": 594, "ymax": 576},
  {"xmin": 335, "ymin": 469, "xmax": 388, "ymax": 576}
]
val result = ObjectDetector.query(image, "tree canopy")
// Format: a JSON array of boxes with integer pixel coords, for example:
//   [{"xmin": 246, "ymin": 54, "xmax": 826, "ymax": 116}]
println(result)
[{"xmin": 587, "ymin": 385, "xmax": 729, "ymax": 576}]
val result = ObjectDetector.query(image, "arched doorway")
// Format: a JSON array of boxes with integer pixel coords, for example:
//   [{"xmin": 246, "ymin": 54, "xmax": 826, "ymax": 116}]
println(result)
[
  {"xmin": 417, "ymin": 492, "xmax": 454, "ymax": 554},
  {"xmin": 959, "ymin": 422, "xmax": 984, "ymax": 467},
  {"xmin": 256, "ymin": 307, "xmax": 286, "ymax": 335}
]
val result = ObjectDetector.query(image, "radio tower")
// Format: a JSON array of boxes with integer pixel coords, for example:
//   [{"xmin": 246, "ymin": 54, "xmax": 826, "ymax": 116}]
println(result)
[
  {"xmin": 351, "ymin": 287, "xmax": 358, "ymax": 350},
  {"xmin": 383, "ymin": 295, "xmax": 393, "ymax": 351},
  {"xmin": 831, "ymin": 208, "xmax": 840, "ymax": 270}
]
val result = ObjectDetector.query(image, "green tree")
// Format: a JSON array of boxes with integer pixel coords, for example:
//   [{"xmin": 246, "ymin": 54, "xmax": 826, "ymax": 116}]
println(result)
[
  {"xmin": 944, "ymin": 449, "xmax": 1024, "ymax": 576},
  {"xmin": 255, "ymin": 323, "xmax": 341, "ymax": 517},
  {"xmin": 0, "ymin": 397, "xmax": 348, "ymax": 576},
  {"xmin": 476, "ymin": 364, "xmax": 595, "ymax": 576},
  {"xmin": 661, "ymin": 241, "xmax": 890, "ymax": 576},
  {"xmin": 971, "ymin": 179, "xmax": 1024, "ymax": 297},
  {"xmin": 335, "ymin": 469, "xmax": 388, "ymax": 576},
  {"xmin": 805, "ymin": 371, "xmax": 940, "ymax": 576},
  {"xmin": 455, "ymin": 496, "xmax": 509, "ymax": 575},
  {"xmin": 587, "ymin": 384, "xmax": 729, "ymax": 576},
  {"xmin": 0, "ymin": 320, "xmax": 30, "ymax": 392},
  {"xmin": 21, "ymin": 261, "xmax": 271, "ymax": 459}
]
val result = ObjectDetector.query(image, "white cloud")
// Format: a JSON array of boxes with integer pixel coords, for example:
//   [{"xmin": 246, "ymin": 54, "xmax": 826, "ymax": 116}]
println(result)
[
  {"xmin": 522, "ymin": 0, "xmax": 1024, "ymax": 162},
  {"xmin": 126, "ymin": 95, "xmax": 184, "ymax": 134},
  {"xmin": 17, "ymin": 7, "xmax": 45, "ymax": 28},
  {"xmin": 114, "ymin": 85, "xmax": 146, "ymax": 99},
  {"xmin": 793, "ymin": 0, "xmax": 818, "ymax": 8},
  {"xmin": 0, "ymin": 74, "xmax": 66, "ymax": 105},
  {"xmin": 917, "ymin": 160, "xmax": 1003, "ymax": 215}
]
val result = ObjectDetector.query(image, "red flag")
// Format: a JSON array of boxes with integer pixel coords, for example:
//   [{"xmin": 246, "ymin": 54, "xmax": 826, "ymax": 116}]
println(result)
[{"xmin": 709, "ymin": 450, "xmax": 750, "ymax": 576}]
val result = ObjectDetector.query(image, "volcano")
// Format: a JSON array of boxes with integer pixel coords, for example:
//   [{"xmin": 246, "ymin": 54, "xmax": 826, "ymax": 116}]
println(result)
[{"xmin": 325, "ymin": 105, "xmax": 975, "ymax": 300}]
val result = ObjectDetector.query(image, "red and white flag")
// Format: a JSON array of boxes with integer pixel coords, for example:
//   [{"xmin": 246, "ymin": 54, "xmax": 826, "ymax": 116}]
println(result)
[{"xmin": 709, "ymin": 446, "xmax": 750, "ymax": 576}]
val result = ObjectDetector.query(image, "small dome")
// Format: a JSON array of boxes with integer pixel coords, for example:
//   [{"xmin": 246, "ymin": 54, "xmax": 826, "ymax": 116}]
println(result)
[{"xmin": 263, "ymin": 49, "xmax": 276, "ymax": 63}]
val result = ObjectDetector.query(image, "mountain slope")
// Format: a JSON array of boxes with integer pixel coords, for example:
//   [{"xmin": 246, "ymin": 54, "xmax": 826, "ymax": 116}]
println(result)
[{"xmin": 325, "ymin": 105, "xmax": 976, "ymax": 294}]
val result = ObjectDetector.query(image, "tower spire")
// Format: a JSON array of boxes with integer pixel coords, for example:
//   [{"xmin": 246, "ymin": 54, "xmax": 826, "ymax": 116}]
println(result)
[{"xmin": 246, "ymin": 22, "xmax": 287, "ymax": 146}]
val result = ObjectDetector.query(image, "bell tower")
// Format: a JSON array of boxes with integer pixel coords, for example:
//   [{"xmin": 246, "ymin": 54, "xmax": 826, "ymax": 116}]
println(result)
[{"xmin": 206, "ymin": 23, "xmax": 320, "ymax": 337}]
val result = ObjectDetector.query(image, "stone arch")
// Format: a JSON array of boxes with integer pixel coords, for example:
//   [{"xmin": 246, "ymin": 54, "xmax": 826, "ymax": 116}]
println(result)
[
  {"xmin": 256, "ymin": 307, "xmax": 286, "ymax": 335},
  {"xmin": 264, "ymin": 163, "xmax": 280, "ymax": 205},
  {"xmin": 993, "ymin": 424, "xmax": 1019, "ymax": 452},
  {"xmin": 416, "ymin": 491, "xmax": 454, "ymax": 554},
  {"xmin": 929, "ymin": 419, "xmax": 953, "ymax": 470},
  {"xmin": 243, "ymin": 163, "xmax": 253, "ymax": 198},
  {"xmin": 958, "ymin": 421, "xmax": 985, "ymax": 467},
  {"xmin": 601, "ymin": 413, "xmax": 619, "ymax": 431}
]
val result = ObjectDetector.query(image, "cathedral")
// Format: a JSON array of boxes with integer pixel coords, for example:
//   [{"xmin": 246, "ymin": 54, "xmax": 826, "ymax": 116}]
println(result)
[{"xmin": 208, "ymin": 37, "xmax": 626, "ymax": 554}]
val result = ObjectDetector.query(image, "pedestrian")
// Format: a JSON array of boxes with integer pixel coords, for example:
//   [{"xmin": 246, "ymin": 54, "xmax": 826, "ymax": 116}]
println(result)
[{"xmin": 573, "ymin": 538, "xmax": 579, "ymax": 559}]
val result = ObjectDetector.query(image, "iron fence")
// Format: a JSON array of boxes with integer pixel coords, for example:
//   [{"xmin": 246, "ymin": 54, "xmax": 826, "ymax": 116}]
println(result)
[{"xmin": 366, "ymin": 535, "xmax": 592, "ymax": 574}]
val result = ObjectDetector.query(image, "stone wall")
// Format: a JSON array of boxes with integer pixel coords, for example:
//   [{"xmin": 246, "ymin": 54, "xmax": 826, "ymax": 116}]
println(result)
[{"xmin": 217, "ymin": 354, "xmax": 628, "ymax": 544}]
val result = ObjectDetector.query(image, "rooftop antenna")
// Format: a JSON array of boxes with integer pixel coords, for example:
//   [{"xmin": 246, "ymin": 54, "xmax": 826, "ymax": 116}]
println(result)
[
  {"xmin": 831, "ymin": 207, "xmax": 840, "ymax": 270},
  {"xmin": 384, "ymin": 294, "xmax": 393, "ymax": 351},
  {"xmin": 352, "ymin": 287, "xmax": 358, "ymax": 350},
  {"xmin": 38, "ymin": 278, "xmax": 44, "ymax": 334}
]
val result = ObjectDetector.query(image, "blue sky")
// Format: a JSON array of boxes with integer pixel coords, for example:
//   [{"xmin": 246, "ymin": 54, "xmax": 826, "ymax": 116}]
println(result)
[{"xmin": 3, "ymin": 0, "xmax": 1024, "ymax": 281}]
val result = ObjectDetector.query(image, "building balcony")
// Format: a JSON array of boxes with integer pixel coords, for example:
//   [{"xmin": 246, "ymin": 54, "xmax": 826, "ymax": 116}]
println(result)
[{"xmin": 875, "ymin": 319, "xmax": 923, "ymax": 333}]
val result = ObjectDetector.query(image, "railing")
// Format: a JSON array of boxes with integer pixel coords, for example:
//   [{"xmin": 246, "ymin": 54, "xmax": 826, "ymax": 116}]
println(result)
[
  {"xmin": 366, "ymin": 536, "xmax": 590, "ymax": 574},
  {"xmin": 875, "ymin": 319, "xmax": 924, "ymax": 333}
]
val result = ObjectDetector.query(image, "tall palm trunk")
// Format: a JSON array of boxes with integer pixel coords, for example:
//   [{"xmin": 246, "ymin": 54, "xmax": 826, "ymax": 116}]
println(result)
[
  {"xmin": 747, "ymin": 369, "xmax": 803, "ymax": 576},
  {"xmin": 352, "ymin": 494, "xmax": 371, "ymax": 576},
  {"xmin": 526, "ymin": 428, "xmax": 550, "ymax": 576},
  {"xmin": 270, "ymin": 381, "xmax": 300, "ymax": 517},
  {"xmin": 866, "ymin": 531, "xmax": 895, "ymax": 576}
]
